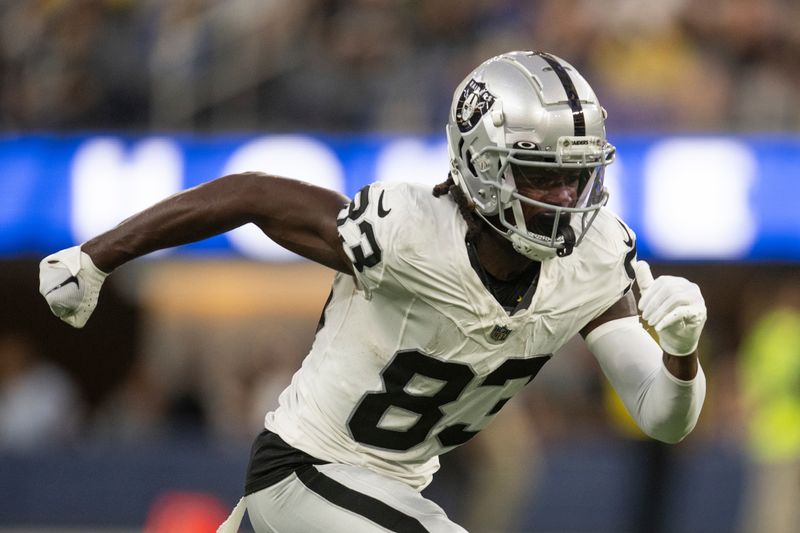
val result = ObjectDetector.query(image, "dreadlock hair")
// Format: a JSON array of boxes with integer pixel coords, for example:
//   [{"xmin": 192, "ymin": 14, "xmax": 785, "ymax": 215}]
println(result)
[{"xmin": 432, "ymin": 173, "xmax": 484, "ymax": 243}]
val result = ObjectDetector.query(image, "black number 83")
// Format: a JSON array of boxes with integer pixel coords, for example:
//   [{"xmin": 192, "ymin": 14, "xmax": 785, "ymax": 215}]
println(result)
[{"xmin": 348, "ymin": 350, "xmax": 550, "ymax": 451}]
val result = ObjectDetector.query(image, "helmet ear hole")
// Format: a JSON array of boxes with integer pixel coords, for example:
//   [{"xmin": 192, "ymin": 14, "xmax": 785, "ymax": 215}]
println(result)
[
  {"xmin": 465, "ymin": 149, "xmax": 478, "ymax": 177},
  {"xmin": 456, "ymin": 137, "xmax": 477, "ymax": 177}
]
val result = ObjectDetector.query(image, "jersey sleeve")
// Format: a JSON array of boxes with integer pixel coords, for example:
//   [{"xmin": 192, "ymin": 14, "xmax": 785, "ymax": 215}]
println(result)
[
  {"xmin": 336, "ymin": 183, "xmax": 409, "ymax": 298},
  {"xmin": 574, "ymin": 209, "xmax": 639, "ymax": 324},
  {"xmin": 612, "ymin": 215, "xmax": 638, "ymax": 294}
]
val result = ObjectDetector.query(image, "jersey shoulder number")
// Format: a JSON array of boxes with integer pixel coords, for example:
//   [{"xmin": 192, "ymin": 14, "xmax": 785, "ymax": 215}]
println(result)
[
  {"xmin": 337, "ymin": 183, "xmax": 415, "ymax": 295},
  {"xmin": 338, "ymin": 185, "xmax": 384, "ymax": 273}
]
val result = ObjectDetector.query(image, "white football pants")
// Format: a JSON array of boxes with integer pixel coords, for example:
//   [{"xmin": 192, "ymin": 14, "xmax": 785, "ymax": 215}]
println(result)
[{"xmin": 244, "ymin": 463, "xmax": 467, "ymax": 532}]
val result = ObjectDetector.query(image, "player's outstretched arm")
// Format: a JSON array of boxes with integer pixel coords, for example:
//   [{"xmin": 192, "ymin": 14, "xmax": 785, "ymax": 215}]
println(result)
[
  {"xmin": 39, "ymin": 172, "xmax": 353, "ymax": 327},
  {"xmin": 83, "ymin": 172, "xmax": 352, "ymax": 273}
]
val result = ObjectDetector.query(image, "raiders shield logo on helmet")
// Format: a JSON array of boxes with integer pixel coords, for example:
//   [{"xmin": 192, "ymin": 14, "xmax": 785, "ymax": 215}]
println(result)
[{"xmin": 456, "ymin": 79, "xmax": 496, "ymax": 132}]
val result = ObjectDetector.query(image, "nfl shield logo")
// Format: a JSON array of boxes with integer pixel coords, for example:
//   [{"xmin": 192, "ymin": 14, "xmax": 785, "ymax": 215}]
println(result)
[{"xmin": 490, "ymin": 325, "xmax": 512, "ymax": 342}]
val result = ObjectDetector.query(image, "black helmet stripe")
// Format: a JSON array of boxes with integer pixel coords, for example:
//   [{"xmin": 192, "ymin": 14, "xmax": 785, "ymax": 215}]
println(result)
[{"xmin": 534, "ymin": 52, "xmax": 586, "ymax": 136}]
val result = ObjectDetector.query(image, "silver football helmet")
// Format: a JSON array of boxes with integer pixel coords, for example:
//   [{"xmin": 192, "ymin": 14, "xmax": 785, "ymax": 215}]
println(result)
[{"xmin": 446, "ymin": 51, "xmax": 615, "ymax": 261}]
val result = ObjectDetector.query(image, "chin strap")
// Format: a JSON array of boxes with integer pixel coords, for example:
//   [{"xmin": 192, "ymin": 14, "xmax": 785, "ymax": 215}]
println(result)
[
  {"xmin": 509, "ymin": 233, "xmax": 557, "ymax": 261},
  {"xmin": 466, "ymin": 183, "xmax": 578, "ymax": 261},
  {"xmin": 508, "ymin": 224, "xmax": 575, "ymax": 261}
]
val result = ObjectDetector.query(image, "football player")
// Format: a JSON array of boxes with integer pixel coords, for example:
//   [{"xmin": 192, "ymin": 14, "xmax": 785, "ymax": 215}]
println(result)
[{"xmin": 39, "ymin": 51, "xmax": 707, "ymax": 532}]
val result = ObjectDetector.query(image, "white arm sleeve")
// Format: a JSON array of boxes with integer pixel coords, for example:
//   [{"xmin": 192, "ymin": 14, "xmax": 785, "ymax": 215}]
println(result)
[{"xmin": 585, "ymin": 316, "xmax": 706, "ymax": 443}]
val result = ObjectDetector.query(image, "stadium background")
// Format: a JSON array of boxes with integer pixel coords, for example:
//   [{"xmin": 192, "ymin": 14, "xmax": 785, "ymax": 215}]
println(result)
[{"xmin": 2, "ymin": 1, "xmax": 800, "ymax": 532}]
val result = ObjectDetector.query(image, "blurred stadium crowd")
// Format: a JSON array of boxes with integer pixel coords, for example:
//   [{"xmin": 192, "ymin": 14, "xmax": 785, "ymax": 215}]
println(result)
[
  {"xmin": 2, "ymin": 1, "xmax": 800, "ymax": 531},
  {"xmin": 2, "ymin": 0, "xmax": 800, "ymax": 133}
]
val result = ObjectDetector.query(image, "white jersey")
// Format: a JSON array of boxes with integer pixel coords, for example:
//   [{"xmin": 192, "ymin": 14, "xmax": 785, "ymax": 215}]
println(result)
[{"xmin": 265, "ymin": 182, "xmax": 635, "ymax": 490}]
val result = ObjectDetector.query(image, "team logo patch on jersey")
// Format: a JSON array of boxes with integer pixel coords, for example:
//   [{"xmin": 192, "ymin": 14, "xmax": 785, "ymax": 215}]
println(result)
[
  {"xmin": 456, "ymin": 79, "xmax": 495, "ymax": 132},
  {"xmin": 489, "ymin": 324, "xmax": 512, "ymax": 342}
]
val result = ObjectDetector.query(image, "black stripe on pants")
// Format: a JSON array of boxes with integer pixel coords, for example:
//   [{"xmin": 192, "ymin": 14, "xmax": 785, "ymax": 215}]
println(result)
[{"xmin": 296, "ymin": 466, "xmax": 430, "ymax": 533}]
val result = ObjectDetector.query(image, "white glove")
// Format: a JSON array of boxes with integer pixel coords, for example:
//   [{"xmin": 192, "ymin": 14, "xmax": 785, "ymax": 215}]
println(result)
[
  {"xmin": 634, "ymin": 260, "xmax": 706, "ymax": 356},
  {"xmin": 39, "ymin": 245, "xmax": 108, "ymax": 328}
]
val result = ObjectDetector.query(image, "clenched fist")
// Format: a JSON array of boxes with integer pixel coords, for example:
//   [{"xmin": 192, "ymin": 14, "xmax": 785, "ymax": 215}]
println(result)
[
  {"xmin": 39, "ymin": 246, "xmax": 108, "ymax": 328},
  {"xmin": 634, "ymin": 261, "xmax": 707, "ymax": 356}
]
